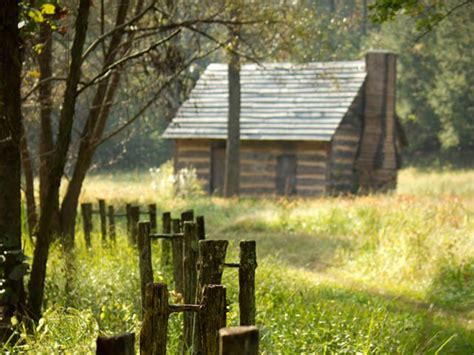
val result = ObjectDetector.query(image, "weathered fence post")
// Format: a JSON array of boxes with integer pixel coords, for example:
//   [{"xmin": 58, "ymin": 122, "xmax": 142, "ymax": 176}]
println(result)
[
  {"xmin": 181, "ymin": 209, "xmax": 194, "ymax": 224},
  {"xmin": 149, "ymin": 203, "xmax": 157, "ymax": 232},
  {"xmin": 161, "ymin": 212, "xmax": 172, "ymax": 267},
  {"xmin": 96, "ymin": 333, "xmax": 135, "ymax": 355},
  {"xmin": 98, "ymin": 199, "xmax": 107, "ymax": 242},
  {"xmin": 198, "ymin": 285, "xmax": 227, "ymax": 355},
  {"xmin": 138, "ymin": 222, "xmax": 153, "ymax": 318},
  {"xmin": 126, "ymin": 203, "xmax": 132, "ymax": 241},
  {"xmin": 81, "ymin": 203, "xmax": 92, "ymax": 248},
  {"xmin": 140, "ymin": 283, "xmax": 169, "ymax": 355},
  {"xmin": 239, "ymin": 241, "xmax": 257, "ymax": 326},
  {"xmin": 183, "ymin": 221, "xmax": 199, "ymax": 353},
  {"xmin": 108, "ymin": 205, "xmax": 116, "ymax": 242},
  {"xmin": 196, "ymin": 216, "xmax": 206, "ymax": 240},
  {"xmin": 129, "ymin": 206, "xmax": 140, "ymax": 245},
  {"xmin": 171, "ymin": 218, "xmax": 184, "ymax": 295},
  {"xmin": 219, "ymin": 326, "xmax": 259, "ymax": 355},
  {"xmin": 193, "ymin": 240, "xmax": 228, "ymax": 352}
]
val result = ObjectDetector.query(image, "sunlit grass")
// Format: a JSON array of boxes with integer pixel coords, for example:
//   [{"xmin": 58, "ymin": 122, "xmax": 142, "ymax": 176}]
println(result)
[{"xmin": 6, "ymin": 168, "xmax": 474, "ymax": 353}]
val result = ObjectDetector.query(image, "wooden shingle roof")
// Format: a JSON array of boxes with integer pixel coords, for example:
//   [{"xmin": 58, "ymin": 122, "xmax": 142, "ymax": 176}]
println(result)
[{"xmin": 163, "ymin": 60, "xmax": 366, "ymax": 141}]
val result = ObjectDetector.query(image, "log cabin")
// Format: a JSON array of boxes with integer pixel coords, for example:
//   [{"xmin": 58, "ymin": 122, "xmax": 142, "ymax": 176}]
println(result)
[{"xmin": 163, "ymin": 51, "xmax": 405, "ymax": 196}]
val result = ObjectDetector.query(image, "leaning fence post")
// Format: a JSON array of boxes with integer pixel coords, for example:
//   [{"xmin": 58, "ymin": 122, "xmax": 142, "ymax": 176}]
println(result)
[
  {"xmin": 198, "ymin": 285, "xmax": 227, "ymax": 355},
  {"xmin": 219, "ymin": 326, "xmax": 259, "ymax": 355},
  {"xmin": 193, "ymin": 240, "xmax": 228, "ymax": 352},
  {"xmin": 81, "ymin": 203, "xmax": 92, "ymax": 248},
  {"xmin": 171, "ymin": 218, "xmax": 184, "ymax": 295},
  {"xmin": 161, "ymin": 212, "xmax": 172, "ymax": 268},
  {"xmin": 108, "ymin": 205, "xmax": 116, "ymax": 242},
  {"xmin": 239, "ymin": 241, "xmax": 257, "ymax": 326},
  {"xmin": 196, "ymin": 216, "xmax": 206, "ymax": 240},
  {"xmin": 98, "ymin": 199, "xmax": 107, "ymax": 243},
  {"xmin": 149, "ymin": 203, "xmax": 157, "ymax": 232},
  {"xmin": 138, "ymin": 222, "xmax": 153, "ymax": 318},
  {"xmin": 140, "ymin": 283, "xmax": 169, "ymax": 355},
  {"xmin": 183, "ymin": 222, "xmax": 199, "ymax": 353},
  {"xmin": 129, "ymin": 206, "xmax": 140, "ymax": 245},
  {"xmin": 96, "ymin": 332, "xmax": 135, "ymax": 355}
]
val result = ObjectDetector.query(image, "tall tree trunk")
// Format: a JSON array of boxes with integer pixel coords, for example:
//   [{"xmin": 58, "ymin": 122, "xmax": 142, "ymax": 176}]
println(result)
[
  {"xmin": 20, "ymin": 124, "xmax": 37, "ymax": 240},
  {"xmin": 224, "ymin": 20, "xmax": 241, "ymax": 197},
  {"xmin": 0, "ymin": 0, "xmax": 25, "ymax": 321},
  {"xmin": 27, "ymin": 0, "xmax": 91, "ymax": 320},
  {"xmin": 60, "ymin": 0, "xmax": 136, "ymax": 243},
  {"xmin": 37, "ymin": 23, "xmax": 61, "ymax": 237}
]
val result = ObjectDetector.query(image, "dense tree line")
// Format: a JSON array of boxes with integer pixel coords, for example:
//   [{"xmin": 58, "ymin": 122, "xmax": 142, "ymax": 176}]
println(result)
[{"xmin": 92, "ymin": 0, "xmax": 473, "ymax": 170}]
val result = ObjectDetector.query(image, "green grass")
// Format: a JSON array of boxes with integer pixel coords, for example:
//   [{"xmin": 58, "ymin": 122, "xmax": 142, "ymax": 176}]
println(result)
[{"xmin": 6, "ymin": 168, "xmax": 474, "ymax": 353}]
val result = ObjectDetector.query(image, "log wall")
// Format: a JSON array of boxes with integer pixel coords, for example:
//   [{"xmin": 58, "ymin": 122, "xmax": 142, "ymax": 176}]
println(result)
[
  {"xmin": 175, "ymin": 139, "xmax": 211, "ymax": 192},
  {"xmin": 174, "ymin": 139, "xmax": 330, "ymax": 196}
]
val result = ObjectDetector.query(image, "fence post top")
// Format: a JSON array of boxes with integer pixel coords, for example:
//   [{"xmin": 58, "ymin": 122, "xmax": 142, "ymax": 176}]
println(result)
[{"xmin": 219, "ymin": 326, "xmax": 258, "ymax": 336}]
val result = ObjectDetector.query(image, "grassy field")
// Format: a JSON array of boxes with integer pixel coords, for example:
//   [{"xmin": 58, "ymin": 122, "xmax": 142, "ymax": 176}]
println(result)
[{"xmin": 7, "ymin": 168, "xmax": 474, "ymax": 353}]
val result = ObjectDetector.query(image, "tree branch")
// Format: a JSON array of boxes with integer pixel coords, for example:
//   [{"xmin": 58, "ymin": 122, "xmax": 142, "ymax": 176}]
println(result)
[
  {"xmin": 81, "ymin": 0, "xmax": 157, "ymax": 62},
  {"xmin": 415, "ymin": 0, "xmax": 473, "ymax": 42},
  {"xmin": 77, "ymin": 29, "xmax": 181, "ymax": 95},
  {"xmin": 93, "ymin": 45, "xmax": 220, "ymax": 148}
]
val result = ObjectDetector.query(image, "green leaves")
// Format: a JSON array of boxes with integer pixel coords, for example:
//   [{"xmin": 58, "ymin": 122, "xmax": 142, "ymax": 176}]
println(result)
[{"xmin": 19, "ymin": 1, "xmax": 62, "ymax": 37}]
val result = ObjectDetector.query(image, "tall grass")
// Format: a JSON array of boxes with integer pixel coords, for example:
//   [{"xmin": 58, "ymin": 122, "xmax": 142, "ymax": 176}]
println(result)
[{"xmin": 5, "ymin": 168, "xmax": 474, "ymax": 353}]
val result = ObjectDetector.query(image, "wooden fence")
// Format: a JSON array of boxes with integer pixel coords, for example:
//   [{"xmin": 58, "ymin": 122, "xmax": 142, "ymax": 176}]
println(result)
[{"xmin": 83, "ymin": 200, "xmax": 259, "ymax": 354}]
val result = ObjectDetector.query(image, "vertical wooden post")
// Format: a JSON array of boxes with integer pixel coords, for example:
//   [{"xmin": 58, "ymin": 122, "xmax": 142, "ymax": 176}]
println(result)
[
  {"xmin": 239, "ymin": 241, "xmax": 257, "ymax": 326},
  {"xmin": 198, "ymin": 285, "xmax": 227, "ymax": 355},
  {"xmin": 148, "ymin": 203, "xmax": 157, "ymax": 232},
  {"xmin": 138, "ymin": 222, "xmax": 153, "ymax": 318},
  {"xmin": 183, "ymin": 222, "xmax": 198, "ymax": 353},
  {"xmin": 108, "ymin": 205, "xmax": 116, "ymax": 242},
  {"xmin": 194, "ymin": 240, "xmax": 228, "ymax": 352},
  {"xmin": 81, "ymin": 203, "xmax": 92, "ymax": 248},
  {"xmin": 126, "ymin": 203, "xmax": 131, "ymax": 241},
  {"xmin": 171, "ymin": 218, "xmax": 184, "ymax": 295},
  {"xmin": 129, "ymin": 206, "xmax": 140, "ymax": 245},
  {"xmin": 219, "ymin": 326, "xmax": 259, "ymax": 355},
  {"xmin": 161, "ymin": 212, "xmax": 171, "ymax": 267},
  {"xmin": 98, "ymin": 199, "xmax": 107, "ymax": 243},
  {"xmin": 96, "ymin": 333, "xmax": 135, "ymax": 355},
  {"xmin": 140, "ymin": 283, "xmax": 169, "ymax": 355},
  {"xmin": 196, "ymin": 216, "xmax": 206, "ymax": 240}
]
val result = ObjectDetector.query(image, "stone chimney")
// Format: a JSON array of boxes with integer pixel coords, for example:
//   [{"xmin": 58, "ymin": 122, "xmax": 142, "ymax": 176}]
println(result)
[{"xmin": 356, "ymin": 51, "xmax": 398, "ymax": 191}]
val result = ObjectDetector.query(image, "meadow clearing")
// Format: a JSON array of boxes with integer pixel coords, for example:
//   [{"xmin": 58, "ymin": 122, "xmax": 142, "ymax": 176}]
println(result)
[{"xmin": 7, "ymin": 167, "xmax": 474, "ymax": 353}]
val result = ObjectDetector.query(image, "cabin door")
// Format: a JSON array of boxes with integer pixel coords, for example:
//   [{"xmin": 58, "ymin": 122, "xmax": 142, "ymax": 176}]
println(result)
[
  {"xmin": 210, "ymin": 147, "xmax": 226, "ymax": 195},
  {"xmin": 276, "ymin": 155, "xmax": 297, "ymax": 196}
]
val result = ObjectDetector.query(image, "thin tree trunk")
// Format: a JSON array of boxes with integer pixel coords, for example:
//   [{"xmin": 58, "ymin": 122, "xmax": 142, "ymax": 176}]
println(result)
[
  {"xmin": 0, "ymin": 0, "xmax": 25, "ymax": 321},
  {"xmin": 37, "ymin": 23, "xmax": 61, "ymax": 237},
  {"xmin": 61, "ymin": 0, "xmax": 142, "ymax": 243},
  {"xmin": 224, "ymin": 14, "xmax": 241, "ymax": 197},
  {"xmin": 27, "ymin": 0, "xmax": 91, "ymax": 320},
  {"xmin": 20, "ymin": 124, "xmax": 37, "ymax": 240},
  {"xmin": 38, "ymin": 24, "xmax": 54, "ymax": 211}
]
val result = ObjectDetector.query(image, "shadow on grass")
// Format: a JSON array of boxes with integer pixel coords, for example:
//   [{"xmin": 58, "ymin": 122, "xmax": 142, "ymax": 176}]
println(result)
[
  {"xmin": 427, "ymin": 258, "xmax": 474, "ymax": 313},
  {"xmin": 252, "ymin": 265, "xmax": 474, "ymax": 354}
]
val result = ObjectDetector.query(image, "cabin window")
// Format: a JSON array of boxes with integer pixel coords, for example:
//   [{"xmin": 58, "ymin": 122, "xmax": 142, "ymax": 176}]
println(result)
[{"xmin": 276, "ymin": 155, "xmax": 297, "ymax": 196}]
